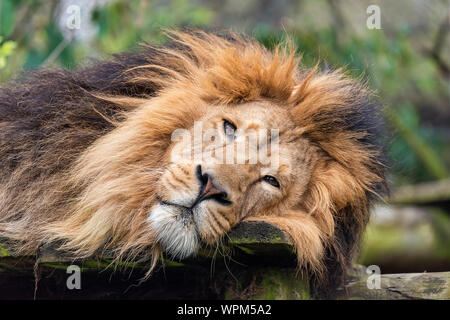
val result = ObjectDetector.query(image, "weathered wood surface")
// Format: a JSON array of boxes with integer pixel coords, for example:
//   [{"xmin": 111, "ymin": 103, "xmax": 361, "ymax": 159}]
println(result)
[
  {"xmin": 337, "ymin": 265, "xmax": 450, "ymax": 300},
  {"xmin": 1, "ymin": 221, "xmax": 449, "ymax": 300}
]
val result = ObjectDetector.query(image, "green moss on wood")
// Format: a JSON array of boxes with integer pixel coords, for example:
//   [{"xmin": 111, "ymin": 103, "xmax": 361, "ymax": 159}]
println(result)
[
  {"xmin": 257, "ymin": 269, "xmax": 309, "ymax": 300},
  {"xmin": 0, "ymin": 244, "xmax": 10, "ymax": 257},
  {"xmin": 229, "ymin": 221, "xmax": 288, "ymax": 244},
  {"xmin": 233, "ymin": 245, "xmax": 255, "ymax": 255},
  {"xmin": 164, "ymin": 260, "xmax": 185, "ymax": 267},
  {"xmin": 225, "ymin": 268, "xmax": 309, "ymax": 300}
]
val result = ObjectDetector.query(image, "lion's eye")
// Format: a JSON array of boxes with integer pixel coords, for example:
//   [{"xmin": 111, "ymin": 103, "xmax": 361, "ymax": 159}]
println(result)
[
  {"xmin": 223, "ymin": 119, "xmax": 236, "ymax": 140},
  {"xmin": 262, "ymin": 175, "xmax": 280, "ymax": 188}
]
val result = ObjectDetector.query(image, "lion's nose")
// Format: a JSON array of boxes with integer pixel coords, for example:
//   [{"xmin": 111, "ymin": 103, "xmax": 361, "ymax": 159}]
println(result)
[{"xmin": 194, "ymin": 165, "xmax": 230, "ymax": 206}]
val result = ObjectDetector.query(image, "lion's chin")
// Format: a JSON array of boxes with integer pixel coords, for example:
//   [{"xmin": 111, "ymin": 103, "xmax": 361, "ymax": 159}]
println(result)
[{"xmin": 148, "ymin": 204, "xmax": 200, "ymax": 260}]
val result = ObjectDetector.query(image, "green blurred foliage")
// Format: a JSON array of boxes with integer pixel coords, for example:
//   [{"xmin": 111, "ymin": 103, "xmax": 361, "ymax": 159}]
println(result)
[
  {"xmin": 92, "ymin": 0, "xmax": 212, "ymax": 53},
  {"xmin": 0, "ymin": 0, "xmax": 449, "ymax": 187},
  {"xmin": 0, "ymin": 37, "xmax": 16, "ymax": 68}
]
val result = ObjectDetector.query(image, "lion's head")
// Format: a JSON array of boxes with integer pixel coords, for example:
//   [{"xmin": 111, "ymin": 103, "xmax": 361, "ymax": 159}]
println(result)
[
  {"xmin": 151, "ymin": 100, "xmax": 318, "ymax": 260},
  {"xmin": 0, "ymin": 31, "xmax": 385, "ymax": 295}
]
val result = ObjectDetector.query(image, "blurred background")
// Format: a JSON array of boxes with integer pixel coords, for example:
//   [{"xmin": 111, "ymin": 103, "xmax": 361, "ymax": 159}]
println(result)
[{"xmin": 0, "ymin": 0, "xmax": 449, "ymax": 274}]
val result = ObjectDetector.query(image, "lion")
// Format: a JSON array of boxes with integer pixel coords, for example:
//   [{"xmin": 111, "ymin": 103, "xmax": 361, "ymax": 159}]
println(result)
[{"xmin": 0, "ymin": 30, "xmax": 385, "ymax": 298}]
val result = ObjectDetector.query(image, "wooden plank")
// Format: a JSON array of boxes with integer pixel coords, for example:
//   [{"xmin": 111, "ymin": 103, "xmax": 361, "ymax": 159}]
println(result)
[
  {"xmin": 389, "ymin": 178, "xmax": 450, "ymax": 207},
  {"xmin": 338, "ymin": 268, "xmax": 450, "ymax": 300},
  {"xmin": 1, "ymin": 221, "xmax": 449, "ymax": 299},
  {"xmin": 1, "ymin": 220, "xmax": 293, "ymax": 262}
]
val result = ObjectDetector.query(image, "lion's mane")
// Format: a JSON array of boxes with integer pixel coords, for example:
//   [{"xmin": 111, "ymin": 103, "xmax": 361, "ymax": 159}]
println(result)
[{"xmin": 0, "ymin": 31, "xmax": 386, "ymax": 298}]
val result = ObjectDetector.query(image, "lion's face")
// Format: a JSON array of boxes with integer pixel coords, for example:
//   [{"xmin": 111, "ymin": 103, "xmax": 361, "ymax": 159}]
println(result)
[{"xmin": 149, "ymin": 101, "xmax": 317, "ymax": 259}]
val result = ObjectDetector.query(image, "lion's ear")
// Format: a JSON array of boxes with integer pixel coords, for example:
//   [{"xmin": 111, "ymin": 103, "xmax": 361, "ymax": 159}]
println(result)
[{"xmin": 245, "ymin": 212, "xmax": 325, "ymax": 273}]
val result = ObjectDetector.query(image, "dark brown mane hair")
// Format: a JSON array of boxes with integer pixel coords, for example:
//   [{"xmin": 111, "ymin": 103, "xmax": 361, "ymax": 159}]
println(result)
[{"xmin": 0, "ymin": 30, "xmax": 386, "ymax": 298}]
